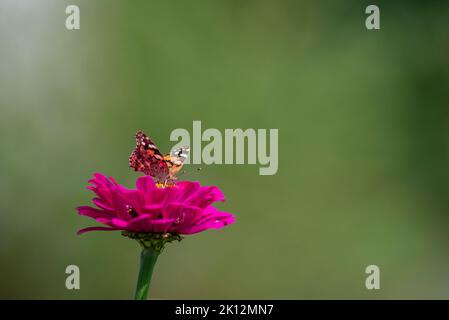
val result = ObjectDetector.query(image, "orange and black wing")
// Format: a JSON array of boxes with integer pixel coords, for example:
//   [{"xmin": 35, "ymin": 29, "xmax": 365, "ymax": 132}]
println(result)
[{"xmin": 129, "ymin": 131, "xmax": 170, "ymax": 182}]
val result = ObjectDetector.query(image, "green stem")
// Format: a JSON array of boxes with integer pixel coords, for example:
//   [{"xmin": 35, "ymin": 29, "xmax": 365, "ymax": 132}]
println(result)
[{"xmin": 134, "ymin": 247, "xmax": 160, "ymax": 300}]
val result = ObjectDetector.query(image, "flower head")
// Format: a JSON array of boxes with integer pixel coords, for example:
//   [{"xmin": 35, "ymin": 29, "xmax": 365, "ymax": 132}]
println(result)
[{"xmin": 77, "ymin": 173, "xmax": 235, "ymax": 238}]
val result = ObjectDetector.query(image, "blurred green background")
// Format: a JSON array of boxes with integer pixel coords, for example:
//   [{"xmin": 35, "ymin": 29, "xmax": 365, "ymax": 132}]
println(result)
[{"xmin": 1, "ymin": 0, "xmax": 449, "ymax": 299}]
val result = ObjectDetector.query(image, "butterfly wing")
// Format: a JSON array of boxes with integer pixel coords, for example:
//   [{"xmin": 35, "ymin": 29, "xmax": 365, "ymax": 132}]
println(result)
[
  {"xmin": 165, "ymin": 146, "xmax": 190, "ymax": 180},
  {"xmin": 129, "ymin": 131, "xmax": 170, "ymax": 182}
]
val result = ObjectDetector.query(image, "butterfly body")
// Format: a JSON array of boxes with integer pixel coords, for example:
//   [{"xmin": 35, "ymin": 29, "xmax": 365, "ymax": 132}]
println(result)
[{"xmin": 129, "ymin": 131, "xmax": 189, "ymax": 183}]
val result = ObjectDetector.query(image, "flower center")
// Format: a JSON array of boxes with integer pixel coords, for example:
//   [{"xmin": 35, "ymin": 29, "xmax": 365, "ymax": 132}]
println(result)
[{"xmin": 155, "ymin": 181, "xmax": 176, "ymax": 188}]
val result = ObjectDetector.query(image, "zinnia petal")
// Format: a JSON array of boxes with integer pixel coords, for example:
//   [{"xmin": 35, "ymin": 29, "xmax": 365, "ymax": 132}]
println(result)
[
  {"xmin": 136, "ymin": 175, "xmax": 156, "ymax": 192},
  {"xmin": 77, "ymin": 226, "xmax": 119, "ymax": 235},
  {"xmin": 77, "ymin": 206, "xmax": 110, "ymax": 219}
]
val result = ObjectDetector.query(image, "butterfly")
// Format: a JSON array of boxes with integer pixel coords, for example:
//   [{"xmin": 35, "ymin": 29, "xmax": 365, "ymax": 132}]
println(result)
[{"xmin": 129, "ymin": 131, "xmax": 189, "ymax": 184}]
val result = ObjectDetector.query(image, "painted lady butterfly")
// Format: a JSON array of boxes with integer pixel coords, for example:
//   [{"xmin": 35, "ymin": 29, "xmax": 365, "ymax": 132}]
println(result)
[{"xmin": 129, "ymin": 131, "xmax": 189, "ymax": 183}]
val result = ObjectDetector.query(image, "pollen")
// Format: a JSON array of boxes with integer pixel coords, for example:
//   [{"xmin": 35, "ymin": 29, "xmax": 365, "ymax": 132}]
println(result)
[{"xmin": 155, "ymin": 182, "xmax": 176, "ymax": 188}]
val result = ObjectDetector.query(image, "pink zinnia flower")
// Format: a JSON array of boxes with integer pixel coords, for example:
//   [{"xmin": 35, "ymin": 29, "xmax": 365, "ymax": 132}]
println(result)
[{"xmin": 77, "ymin": 173, "xmax": 235, "ymax": 235}]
